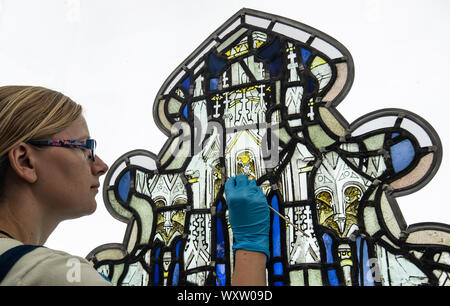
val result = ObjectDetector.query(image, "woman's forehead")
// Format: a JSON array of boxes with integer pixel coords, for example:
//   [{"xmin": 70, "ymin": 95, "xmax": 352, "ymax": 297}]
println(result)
[{"xmin": 52, "ymin": 116, "xmax": 90, "ymax": 140}]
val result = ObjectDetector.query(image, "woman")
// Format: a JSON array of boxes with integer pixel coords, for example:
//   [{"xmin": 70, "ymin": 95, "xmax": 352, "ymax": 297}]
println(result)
[
  {"xmin": 0, "ymin": 85, "xmax": 269, "ymax": 286},
  {"xmin": 0, "ymin": 85, "xmax": 111, "ymax": 285}
]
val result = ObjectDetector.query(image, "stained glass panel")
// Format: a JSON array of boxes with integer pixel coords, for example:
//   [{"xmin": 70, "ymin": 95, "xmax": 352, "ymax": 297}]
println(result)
[{"xmin": 87, "ymin": 8, "xmax": 450, "ymax": 286}]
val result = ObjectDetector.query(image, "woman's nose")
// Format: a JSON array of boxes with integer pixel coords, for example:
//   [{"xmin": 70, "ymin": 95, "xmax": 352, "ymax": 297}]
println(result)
[{"xmin": 92, "ymin": 155, "xmax": 109, "ymax": 176}]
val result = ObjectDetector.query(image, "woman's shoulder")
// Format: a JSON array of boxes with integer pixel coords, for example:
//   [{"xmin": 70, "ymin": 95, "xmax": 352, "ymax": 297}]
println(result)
[{"xmin": 0, "ymin": 238, "xmax": 111, "ymax": 286}]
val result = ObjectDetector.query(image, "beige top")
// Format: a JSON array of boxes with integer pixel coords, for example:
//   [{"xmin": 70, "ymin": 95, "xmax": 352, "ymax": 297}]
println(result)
[{"xmin": 0, "ymin": 238, "xmax": 111, "ymax": 286}]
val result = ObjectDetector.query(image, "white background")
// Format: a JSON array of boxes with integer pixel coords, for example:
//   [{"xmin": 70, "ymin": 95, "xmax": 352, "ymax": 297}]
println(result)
[{"xmin": 0, "ymin": 0, "xmax": 449, "ymax": 257}]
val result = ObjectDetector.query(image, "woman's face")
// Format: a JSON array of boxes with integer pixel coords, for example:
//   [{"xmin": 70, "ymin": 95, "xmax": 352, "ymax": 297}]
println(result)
[{"xmin": 33, "ymin": 115, "xmax": 108, "ymax": 220}]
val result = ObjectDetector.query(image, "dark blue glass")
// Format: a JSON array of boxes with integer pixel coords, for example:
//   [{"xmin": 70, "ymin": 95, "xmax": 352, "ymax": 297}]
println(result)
[
  {"xmin": 301, "ymin": 48, "xmax": 311, "ymax": 64},
  {"xmin": 118, "ymin": 171, "xmax": 130, "ymax": 202},
  {"xmin": 182, "ymin": 76, "xmax": 190, "ymax": 91},
  {"xmin": 274, "ymin": 281, "xmax": 284, "ymax": 286},
  {"xmin": 217, "ymin": 218, "xmax": 225, "ymax": 259},
  {"xmin": 258, "ymin": 37, "xmax": 280, "ymax": 59},
  {"xmin": 153, "ymin": 248, "xmax": 161, "ymax": 285},
  {"xmin": 273, "ymin": 262, "xmax": 283, "ymax": 275},
  {"xmin": 175, "ymin": 240, "xmax": 181, "ymax": 258},
  {"xmin": 271, "ymin": 195, "xmax": 281, "ymax": 257},
  {"xmin": 307, "ymin": 78, "xmax": 315, "ymax": 93},
  {"xmin": 270, "ymin": 57, "xmax": 281, "ymax": 76},
  {"xmin": 183, "ymin": 104, "xmax": 188, "ymax": 119},
  {"xmin": 208, "ymin": 52, "xmax": 226, "ymax": 75},
  {"xmin": 328, "ymin": 269, "xmax": 339, "ymax": 286}
]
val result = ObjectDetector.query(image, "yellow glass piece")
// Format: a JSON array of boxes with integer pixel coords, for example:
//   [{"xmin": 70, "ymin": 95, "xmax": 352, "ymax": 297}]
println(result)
[
  {"xmin": 300, "ymin": 166, "xmax": 314, "ymax": 172},
  {"xmin": 237, "ymin": 150, "xmax": 256, "ymax": 180},
  {"xmin": 155, "ymin": 199, "xmax": 187, "ymax": 245},
  {"xmin": 340, "ymin": 259, "xmax": 353, "ymax": 267},
  {"xmin": 316, "ymin": 190, "xmax": 334, "ymax": 230},
  {"xmin": 239, "ymin": 152, "xmax": 250, "ymax": 165},
  {"xmin": 254, "ymin": 40, "xmax": 264, "ymax": 48},
  {"xmin": 188, "ymin": 177, "xmax": 198, "ymax": 183},
  {"xmin": 316, "ymin": 191, "xmax": 331, "ymax": 205},
  {"xmin": 345, "ymin": 186, "xmax": 361, "ymax": 206},
  {"xmin": 310, "ymin": 56, "xmax": 327, "ymax": 69},
  {"xmin": 225, "ymin": 38, "xmax": 249, "ymax": 59},
  {"xmin": 316, "ymin": 187, "xmax": 360, "ymax": 237},
  {"xmin": 252, "ymin": 31, "xmax": 267, "ymax": 49}
]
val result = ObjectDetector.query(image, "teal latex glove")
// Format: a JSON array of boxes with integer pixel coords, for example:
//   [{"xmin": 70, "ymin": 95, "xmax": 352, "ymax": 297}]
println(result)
[{"xmin": 225, "ymin": 174, "xmax": 270, "ymax": 259}]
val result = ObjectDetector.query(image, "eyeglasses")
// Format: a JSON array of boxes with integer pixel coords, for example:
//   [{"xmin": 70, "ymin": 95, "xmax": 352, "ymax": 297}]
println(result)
[{"xmin": 28, "ymin": 139, "xmax": 97, "ymax": 161}]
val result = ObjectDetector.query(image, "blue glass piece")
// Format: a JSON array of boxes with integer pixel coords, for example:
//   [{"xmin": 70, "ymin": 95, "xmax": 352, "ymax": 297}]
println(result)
[
  {"xmin": 273, "ymin": 262, "xmax": 283, "ymax": 275},
  {"xmin": 322, "ymin": 233, "xmax": 334, "ymax": 264},
  {"xmin": 216, "ymin": 264, "xmax": 226, "ymax": 286},
  {"xmin": 217, "ymin": 218, "xmax": 225, "ymax": 259},
  {"xmin": 328, "ymin": 269, "xmax": 339, "ymax": 286},
  {"xmin": 217, "ymin": 201, "xmax": 223, "ymax": 213},
  {"xmin": 274, "ymin": 281, "xmax": 284, "ymax": 286},
  {"xmin": 271, "ymin": 195, "xmax": 281, "ymax": 257},
  {"xmin": 154, "ymin": 248, "xmax": 161, "ymax": 285},
  {"xmin": 153, "ymin": 264, "xmax": 159, "ymax": 285},
  {"xmin": 390, "ymin": 139, "xmax": 415, "ymax": 173},
  {"xmin": 269, "ymin": 57, "xmax": 281, "ymax": 76},
  {"xmin": 182, "ymin": 76, "xmax": 190, "ymax": 91},
  {"xmin": 172, "ymin": 263, "xmax": 179, "ymax": 285},
  {"xmin": 208, "ymin": 52, "xmax": 226, "ymax": 75},
  {"xmin": 392, "ymin": 132, "xmax": 400, "ymax": 138},
  {"xmin": 355, "ymin": 236, "xmax": 375, "ymax": 286},
  {"xmin": 118, "ymin": 171, "xmax": 130, "ymax": 202},
  {"xmin": 362, "ymin": 239, "xmax": 375, "ymax": 286},
  {"xmin": 355, "ymin": 236, "xmax": 362, "ymax": 286},
  {"xmin": 301, "ymin": 48, "xmax": 311, "ymax": 64},
  {"xmin": 210, "ymin": 78, "xmax": 218, "ymax": 90},
  {"xmin": 307, "ymin": 78, "xmax": 315, "ymax": 93},
  {"xmin": 175, "ymin": 240, "xmax": 181, "ymax": 258},
  {"xmin": 183, "ymin": 104, "xmax": 188, "ymax": 119},
  {"xmin": 258, "ymin": 37, "xmax": 280, "ymax": 59}
]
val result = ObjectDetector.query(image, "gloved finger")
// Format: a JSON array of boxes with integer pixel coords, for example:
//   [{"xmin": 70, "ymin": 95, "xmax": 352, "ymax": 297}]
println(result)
[
  {"xmin": 248, "ymin": 180, "xmax": 261, "ymax": 193},
  {"xmin": 248, "ymin": 180, "xmax": 257, "ymax": 188},
  {"xmin": 224, "ymin": 176, "xmax": 236, "ymax": 194},
  {"xmin": 235, "ymin": 174, "xmax": 249, "ymax": 187}
]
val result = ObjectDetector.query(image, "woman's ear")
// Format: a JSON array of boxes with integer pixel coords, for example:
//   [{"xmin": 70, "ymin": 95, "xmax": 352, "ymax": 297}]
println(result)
[{"xmin": 7, "ymin": 143, "xmax": 38, "ymax": 184}]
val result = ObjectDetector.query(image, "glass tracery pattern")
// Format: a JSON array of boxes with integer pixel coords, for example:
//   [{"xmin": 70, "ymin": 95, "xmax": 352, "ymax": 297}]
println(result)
[{"xmin": 87, "ymin": 9, "xmax": 450, "ymax": 286}]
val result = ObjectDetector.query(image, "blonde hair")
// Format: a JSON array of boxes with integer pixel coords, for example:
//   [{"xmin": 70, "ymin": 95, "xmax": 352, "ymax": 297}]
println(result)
[{"xmin": 0, "ymin": 85, "xmax": 82, "ymax": 196}]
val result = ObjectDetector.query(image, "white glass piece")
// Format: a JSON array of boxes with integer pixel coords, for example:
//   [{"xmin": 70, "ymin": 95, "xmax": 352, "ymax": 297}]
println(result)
[
  {"xmin": 272, "ymin": 22, "xmax": 310, "ymax": 42},
  {"xmin": 245, "ymin": 14, "xmax": 271, "ymax": 29},
  {"xmin": 400, "ymin": 118, "xmax": 433, "ymax": 147},
  {"xmin": 310, "ymin": 37, "xmax": 343, "ymax": 59},
  {"xmin": 351, "ymin": 116, "xmax": 398, "ymax": 137}
]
